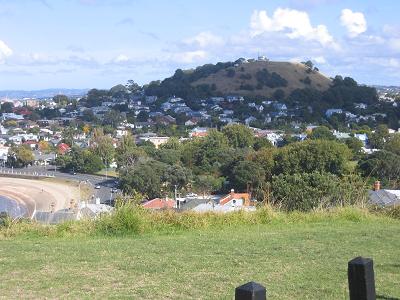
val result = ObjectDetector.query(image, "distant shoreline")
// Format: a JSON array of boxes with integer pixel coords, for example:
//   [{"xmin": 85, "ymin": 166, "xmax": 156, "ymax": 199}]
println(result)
[{"xmin": 0, "ymin": 177, "xmax": 79, "ymax": 219}]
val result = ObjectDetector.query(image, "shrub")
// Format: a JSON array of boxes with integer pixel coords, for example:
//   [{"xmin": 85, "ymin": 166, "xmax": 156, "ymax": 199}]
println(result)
[
  {"xmin": 273, "ymin": 140, "xmax": 352, "ymax": 176},
  {"xmin": 271, "ymin": 172, "xmax": 367, "ymax": 211},
  {"xmin": 95, "ymin": 201, "xmax": 148, "ymax": 235}
]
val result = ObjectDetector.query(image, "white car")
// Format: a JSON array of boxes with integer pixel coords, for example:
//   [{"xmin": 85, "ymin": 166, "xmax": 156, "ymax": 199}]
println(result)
[
  {"xmin": 186, "ymin": 193, "xmax": 198, "ymax": 198},
  {"xmin": 95, "ymin": 185, "xmax": 101, "ymax": 189}
]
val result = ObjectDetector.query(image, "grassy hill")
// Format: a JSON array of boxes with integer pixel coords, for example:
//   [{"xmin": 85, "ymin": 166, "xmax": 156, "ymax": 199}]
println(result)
[
  {"xmin": 192, "ymin": 60, "xmax": 332, "ymax": 98},
  {"xmin": 145, "ymin": 59, "xmax": 334, "ymax": 101},
  {"xmin": 0, "ymin": 208, "xmax": 399, "ymax": 299}
]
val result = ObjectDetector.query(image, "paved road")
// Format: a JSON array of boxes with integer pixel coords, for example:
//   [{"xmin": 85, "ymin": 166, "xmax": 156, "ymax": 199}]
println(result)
[{"xmin": 0, "ymin": 165, "xmax": 120, "ymax": 205}]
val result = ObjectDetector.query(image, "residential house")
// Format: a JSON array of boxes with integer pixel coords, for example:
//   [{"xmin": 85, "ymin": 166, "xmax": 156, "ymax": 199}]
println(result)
[
  {"xmin": 2, "ymin": 113, "xmax": 24, "ymax": 121},
  {"xmin": 154, "ymin": 115, "xmax": 176, "ymax": 126},
  {"xmin": 354, "ymin": 133, "xmax": 368, "ymax": 146},
  {"xmin": 185, "ymin": 118, "xmax": 200, "ymax": 126},
  {"xmin": 33, "ymin": 151, "xmax": 55, "ymax": 166},
  {"xmin": 192, "ymin": 190, "xmax": 256, "ymax": 213},
  {"xmin": 142, "ymin": 197, "xmax": 175, "ymax": 210},
  {"xmin": 189, "ymin": 127, "xmax": 208, "ymax": 138},
  {"xmin": 57, "ymin": 143, "xmax": 71, "ymax": 155},
  {"xmin": 325, "ymin": 109, "xmax": 343, "ymax": 118},
  {"xmin": 0, "ymin": 145, "xmax": 9, "ymax": 164},
  {"xmin": 333, "ymin": 130, "xmax": 351, "ymax": 140},
  {"xmin": 369, "ymin": 181, "xmax": 400, "ymax": 207},
  {"xmin": 245, "ymin": 116, "xmax": 257, "ymax": 126},
  {"xmin": 137, "ymin": 133, "xmax": 170, "ymax": 148}
]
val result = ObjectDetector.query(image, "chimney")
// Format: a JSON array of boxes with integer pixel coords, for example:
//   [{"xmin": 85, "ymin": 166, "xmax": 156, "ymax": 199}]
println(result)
[{"xmin": 373, "ymin": 181, "xmax": 381, "ymax": 191}]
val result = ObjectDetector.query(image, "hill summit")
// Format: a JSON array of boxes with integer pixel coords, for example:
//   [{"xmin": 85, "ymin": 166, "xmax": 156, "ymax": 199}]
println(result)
[
  {"xmin": 145, "ymin": 58, "xmax": 332, "ymax": 100},
  {"xmin": 192, "ymin": 59, "xmax": 332, "ymax": 98}
]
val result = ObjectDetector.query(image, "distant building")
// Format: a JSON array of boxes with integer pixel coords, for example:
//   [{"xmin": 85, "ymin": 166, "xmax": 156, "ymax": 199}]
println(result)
[
  {"xmin": 0, "ymin": 145, "xmax": 9, "ymax": 163},
  {"xmin": 142, "ymin": 197, "xmax": 175, "ymax": 210},
  {"xmin": 137, "ymin": 133, "xmax": 170, "ymax": 148},
  {"xmin": 325, "ymin": 109, "xmax": 343, "ymax": 118},
  {"xmin": 369, "ymin": 182, "xmax": 400, "ymax": 207},
  {"xmin": 354, "ymin": 133, "xmax": 368, "ymax": 146},
  {"xmin": 189, "ymin": 127, "xmax": 208, "ymax": 138},
  {"xmin": 57, "ymin": 143, "xmax": 71, "ymax": 155},
  {"xmin": 192, "ymin": 190, "xmax": 255, "ymax": 213},
  {"xmin": 2, "ymin": 113, "xmax": 24, "ymax": 121}
]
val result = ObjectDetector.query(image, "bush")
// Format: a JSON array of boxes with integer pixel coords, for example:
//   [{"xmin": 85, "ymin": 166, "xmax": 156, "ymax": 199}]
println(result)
[
  {"xmin": 256, "ymin": 68, "xmax": 288, "ymax": 88},
  {"xmin": 271, "ymin": 172, "xmax": 367, "ymax": 211},
  {"xmin": 0, "ymin": 212, "xmax": 10, "ymax": 227},
  {"xmin": 273, "ymin": 140, "xmax": 351, "ymax": 176},
  {"xmin": 95, "ymin": 201, "xmax": 148, "ymax": 235}
]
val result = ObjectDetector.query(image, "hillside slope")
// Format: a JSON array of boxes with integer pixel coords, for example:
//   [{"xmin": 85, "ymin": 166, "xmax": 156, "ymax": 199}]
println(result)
[{"xmin": 192, "ymin": 61, "xmax": 332, "ymax": 98}]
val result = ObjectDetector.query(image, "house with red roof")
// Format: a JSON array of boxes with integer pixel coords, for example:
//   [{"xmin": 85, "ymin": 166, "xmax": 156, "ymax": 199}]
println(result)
[
  {"xmin": 57, "ymin": 143, "xmax": 71, "ymax": 155},
  {"xmin": 142, "ymin": 197, "xmax": 175, "ymax": 210},
  {"xmin": 219, "ymin": 189, "xmax": 252, "ymax": 206}
]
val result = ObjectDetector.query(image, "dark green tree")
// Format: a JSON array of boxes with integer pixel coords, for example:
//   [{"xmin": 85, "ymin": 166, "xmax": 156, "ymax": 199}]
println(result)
[{"xmin": 222, "ymin": 124, "xmax": 254, "ymax": 148}]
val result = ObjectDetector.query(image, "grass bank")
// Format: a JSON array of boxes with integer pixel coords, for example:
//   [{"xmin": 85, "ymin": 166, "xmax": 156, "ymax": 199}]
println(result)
[
  {"xmin": 0, "ymin": 214, "xmax": 398, "ymax": 299},
  {"xmin": 1, "ymin": 205, "xmax": 398, "ymax": 238},
  {"xmin": 0, "ymin": 207, "xmax": 399, "ymax": 299}
]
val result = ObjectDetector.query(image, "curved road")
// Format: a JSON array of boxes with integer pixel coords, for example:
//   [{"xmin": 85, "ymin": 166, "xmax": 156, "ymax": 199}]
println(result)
[{"xmin": 0, "ymin": 165, "xmax": 119, "ymax": 205}]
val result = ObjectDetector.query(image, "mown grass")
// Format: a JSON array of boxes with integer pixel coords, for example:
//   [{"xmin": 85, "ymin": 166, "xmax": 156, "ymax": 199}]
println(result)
[{"xmin": 0, "ymin": 212, "xmax": 399, "ymax": 299}]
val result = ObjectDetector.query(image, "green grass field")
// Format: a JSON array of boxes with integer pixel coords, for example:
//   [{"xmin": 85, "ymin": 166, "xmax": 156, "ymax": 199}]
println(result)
[{"xmin": 0, "ymin": 216, "xmax": 399, "ymax": 299}]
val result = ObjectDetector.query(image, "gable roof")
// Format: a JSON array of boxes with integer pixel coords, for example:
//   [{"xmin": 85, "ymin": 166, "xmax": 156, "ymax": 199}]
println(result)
[
  {"xmin": 219, "ymin": 191, "xmax": 251, "ymax": 206},
  {"xmin": 369, "ymin": 190, "xmax": 400, "ymax": 207},
  {"xmin": 142, "ymin": 198, "xmax": 175, "ymax": 209}
]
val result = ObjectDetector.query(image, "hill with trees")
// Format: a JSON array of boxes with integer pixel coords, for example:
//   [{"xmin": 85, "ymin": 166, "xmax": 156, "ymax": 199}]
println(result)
[{"xmin": 144, "ymin": 59, "xmax": 332, "ymax": 100}]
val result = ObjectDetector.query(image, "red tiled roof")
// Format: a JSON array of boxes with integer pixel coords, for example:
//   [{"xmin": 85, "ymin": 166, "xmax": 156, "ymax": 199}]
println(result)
[
  {"xmin": 57, "ymin": 143, "xmax": 70, "ymax": 154},
  {"xmin": 219, "ymin": 192, "xmax": 251, "ymax": 206},
  {"xmin": 142, "ymin": 198, "xmax": 175, "ymax": 209}
]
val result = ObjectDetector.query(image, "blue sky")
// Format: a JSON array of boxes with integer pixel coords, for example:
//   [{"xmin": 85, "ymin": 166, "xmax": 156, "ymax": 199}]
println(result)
[{"xmin": 0, "ymin": 0, "xmax": 399, "ymax": 90}]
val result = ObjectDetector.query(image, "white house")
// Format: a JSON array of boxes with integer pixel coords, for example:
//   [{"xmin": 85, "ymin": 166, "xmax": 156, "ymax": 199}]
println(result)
[{"xmin": 325, "ymin": 109, "xmax": 343, "ymax": 118}]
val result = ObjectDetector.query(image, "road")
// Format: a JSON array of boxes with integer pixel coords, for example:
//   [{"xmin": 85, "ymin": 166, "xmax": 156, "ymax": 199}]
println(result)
[{"xmin": 0, "ymin": 165, "xmax": 119, "ymax": 206}]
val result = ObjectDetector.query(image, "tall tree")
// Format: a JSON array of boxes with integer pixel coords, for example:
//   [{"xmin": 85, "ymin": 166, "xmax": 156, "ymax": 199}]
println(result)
[
  {"xmin": 91, "ymin": 128, "xmax": 115, "ymax": 166},
  {"xmin": 7, "ymin": 145, "xmax": 34, "ymax": 167},
  {"xmin": 222, "ymin": 124, "xmax": 254, "ymax": 148}
]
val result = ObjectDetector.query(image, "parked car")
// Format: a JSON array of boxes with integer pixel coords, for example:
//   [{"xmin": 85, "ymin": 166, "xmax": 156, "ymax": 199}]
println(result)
[
  {"xmin": 95, "ymin": 185, "xmax": 101, "ymax": 189},
  {"xmin": 186, "ymin": 193, "xmax": 198, "ymax": 198}
]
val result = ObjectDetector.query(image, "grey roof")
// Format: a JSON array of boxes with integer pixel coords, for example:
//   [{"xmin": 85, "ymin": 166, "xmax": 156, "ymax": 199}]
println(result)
[
  {"xmin": 34, "ymin": 211, "xmax": 77, "ymax": 224},
  {"xmin": 368, "ymin": 190, "xmax": 400, "ymax": 207},
  {"xmin": 178, "ymin": 198, "xmax": 210, "ymax": 211}
]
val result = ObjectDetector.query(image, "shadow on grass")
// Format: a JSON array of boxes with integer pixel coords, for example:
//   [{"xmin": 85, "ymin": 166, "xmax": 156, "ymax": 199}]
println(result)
[{"xmin": 377, "ymin": 295, "xmax": 400, "ymax": 300}]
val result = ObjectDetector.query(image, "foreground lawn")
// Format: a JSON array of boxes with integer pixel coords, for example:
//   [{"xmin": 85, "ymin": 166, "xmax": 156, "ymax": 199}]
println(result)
[{"xmin": 0, "ymin": 219, "xmax": 399, "ymax": 299}]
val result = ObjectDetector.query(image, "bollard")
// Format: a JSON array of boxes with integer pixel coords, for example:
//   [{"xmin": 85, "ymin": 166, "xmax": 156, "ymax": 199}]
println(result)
[
  {"xmin": 348, "ymin": 257, "xmax": 376, "ymax": 300},
  {"xmin": 235, "ymin": 282, "xmax": 266, "ymax": 300}
]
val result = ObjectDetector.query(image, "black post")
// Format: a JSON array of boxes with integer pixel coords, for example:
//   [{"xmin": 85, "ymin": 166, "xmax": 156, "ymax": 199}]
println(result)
[
  {"xmin": 235, "ymin": 281, "xmax": 267, "ymax": 300},
  {"xmin": 348, "ymin": 257, "xmax": 376, "ymax": 300}
]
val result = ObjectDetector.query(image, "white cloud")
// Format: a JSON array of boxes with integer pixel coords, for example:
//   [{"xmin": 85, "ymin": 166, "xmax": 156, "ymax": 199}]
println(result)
[
  {"xmin": 184, "ymin": 32, "xmax": 224, "ymax": 48},
  {"xmin": 249, "ymin": 8, "xmax": 336, "ymax": 48},
  {"xmin": 114, "ymin": 54, "xmax": 129, "ymax": 63},
  {"xmin": 178, "ymin": 50, "xmax": 208, "ymax": 63},
  {"xmin": 313, "ymin": 56, "xmax": 326, "ymax": 64},
  {"xmin": 340, "ymin": 9, "xmax": 367, "ymax": 38},
  {"xmin": 389, "ymin": 38, "xmax": 400, "ymax": 51},
  {"xmin": 0, "ymin": 39, "xmax": 12, "ymax": 63}
]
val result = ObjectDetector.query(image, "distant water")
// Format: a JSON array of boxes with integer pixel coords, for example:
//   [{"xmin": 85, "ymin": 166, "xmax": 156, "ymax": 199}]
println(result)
[{"xmin": 0, "ymin": 196, "xmax": 28, "ymax": 218}]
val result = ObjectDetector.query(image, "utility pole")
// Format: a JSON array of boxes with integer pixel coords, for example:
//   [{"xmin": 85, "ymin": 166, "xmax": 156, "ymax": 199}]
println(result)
[
  {"xmin": 105, "ymin": 157, "xmax": 108, "ymax": 180},
  {"xmin": 174, "ymin": 184, "xmax": 178, "ymax": 209}
]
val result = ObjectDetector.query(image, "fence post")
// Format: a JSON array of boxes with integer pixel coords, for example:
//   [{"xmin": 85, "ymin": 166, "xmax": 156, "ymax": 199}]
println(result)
[
  {"xmin": 235, "ymin": 281, "xmax": 266, "ymax": 300},
  {"xmin": 348, "ymin": 257, "xmax": 376, "ymax": 300}
]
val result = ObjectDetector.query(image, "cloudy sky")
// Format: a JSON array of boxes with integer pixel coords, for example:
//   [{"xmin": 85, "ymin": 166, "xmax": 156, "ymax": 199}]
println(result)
[{"xmin": 0, "ymin": 0, "xmax": 399, "ymax": 90}]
